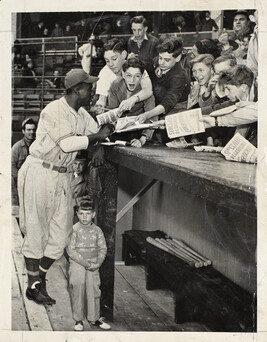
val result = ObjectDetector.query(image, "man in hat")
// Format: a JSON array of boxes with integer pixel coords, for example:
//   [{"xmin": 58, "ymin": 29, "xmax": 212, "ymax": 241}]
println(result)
[
  {"xmin": 17, "ymin": 69, "xmax": 114, "ymax": 306},
  {"xmin": 233, "ymin": 10, "xmax": 250, "ymax": 34},
  {"xmin": 219, "ymin": 10, "xmax": 253, "ymax": 62},
  {"xmin": 11, "ymin": 118, "xmax": 37, "ymax": 205}
]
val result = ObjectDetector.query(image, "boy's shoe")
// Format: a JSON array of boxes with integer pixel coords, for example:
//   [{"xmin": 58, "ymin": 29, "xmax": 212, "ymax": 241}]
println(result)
[
  {"xmin": 26, "ymin": 282, "xmax": 53, "ymax": 305},
  {"xmin": 74, "ymin": 321, "xmax": 84, "ymax": 331},
  {"xmin": 91, "ymin": 317, "xmax": 111, "ymax": 330}
]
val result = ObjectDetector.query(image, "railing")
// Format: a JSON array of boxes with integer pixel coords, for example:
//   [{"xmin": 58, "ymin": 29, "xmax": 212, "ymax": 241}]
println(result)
[
  {"xmin": 12, "ymin": 30, "xmax": 224, "ymax": 119},
  {"xmin": 14, "ymin": 36, "xmax": 78, "ymax": 55}
]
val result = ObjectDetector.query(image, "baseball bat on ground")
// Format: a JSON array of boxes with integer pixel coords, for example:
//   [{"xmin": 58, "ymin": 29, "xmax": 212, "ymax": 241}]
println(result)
[
  {"xmin": 155, "ymin": 238, "xmax": 200, "ymax": 268},
  {"xmin": 159, "ymin": 238, "xmax": 203, "ymax": 268},
  {"xmin": 166, "ymin": 238, "xmax": 204, "ymax": 267},
  {"xmin": 172, "ymin": 238, "xmax": 212, "ymax": 266},
  {"xmin": 146, "ymin": 237, "xmax": 195, "ymax": 267}
]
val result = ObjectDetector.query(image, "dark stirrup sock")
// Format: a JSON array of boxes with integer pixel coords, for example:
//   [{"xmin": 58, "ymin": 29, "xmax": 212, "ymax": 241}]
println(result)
[
  {"xmin": 24, "ymin": 257, "xmax": 40, "ymax": 288},
  {"xmin": 39, "ymin": 256, "xmax": 56, "ymax": 278}
]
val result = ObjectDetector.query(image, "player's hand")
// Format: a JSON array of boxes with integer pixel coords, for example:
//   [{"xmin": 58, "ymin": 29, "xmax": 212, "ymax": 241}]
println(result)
[
  {"xmin": 135, "ymin": 113, "xmax": 148, "ymax": 124},
  {"xmin": 94, "ymin": 104, "xmax": 105, "ymax": 115},
  {"xmin": 119, "ymin": 96, "xmax": 138, "ymax": 112},
  {"xmin": 91, "ymin": 144, "xmax": 105, "ymax": 166},
  {"xmin": 98, "ymin": 123, "xmax": 115, "ymax": 139}
]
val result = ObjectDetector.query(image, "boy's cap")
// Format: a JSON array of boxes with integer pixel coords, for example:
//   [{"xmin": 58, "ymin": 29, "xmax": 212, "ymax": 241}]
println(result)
[
  {"xmin": 22, "ymin": 117, "xmax": 36, "ymax": 128},
  {"xmin": 75, "ymin": 150, "xmax": 88, "ymax": 161},
  {"xmin": 64, "ymin": 69, "xmax": 99, "ymax": 89}
]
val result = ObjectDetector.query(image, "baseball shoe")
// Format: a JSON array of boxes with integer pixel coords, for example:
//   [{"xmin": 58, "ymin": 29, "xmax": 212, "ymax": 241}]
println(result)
[
  {"xmin": 90, "ymin": 317, "xmax": 111, "ymax": 330},
  {"xmin": 26, "ymin": 282, "xmax": 53, "ymax": 305},
  {"xmin": 74, "ymin": 321, "xmax": 84, "ymax": 331},
  {"xmin": 40, "ymin": 278, "xmax": 56, "ymax": 304}
]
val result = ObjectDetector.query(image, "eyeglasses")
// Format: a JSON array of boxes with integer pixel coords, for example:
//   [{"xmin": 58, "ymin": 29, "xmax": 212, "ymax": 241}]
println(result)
[{"xmin": 124, "ymin": 73, "xmax": 142, "ymax": 81}]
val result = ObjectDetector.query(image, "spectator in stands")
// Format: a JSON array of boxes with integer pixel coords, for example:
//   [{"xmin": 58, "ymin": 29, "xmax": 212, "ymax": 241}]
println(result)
[
  {"xmin": 136, "ymin": 37, "xmax": 190, "ymax": 136},
  {"xmin": 25, "ymin": 54, "xmax": 32, "ymax": 64},
  {"xmin": 22, "ymin": 60, "xmax": 39, "ymax": 90},
  {"xmin": 128, "ymin": 15, "xmax": 159, "ymax": 67},
  {"xmin": 171, "ymin": 14, "xmax": 187, "ymax": 32},
  {"xmin": 187, "ymin": 54, "xmax": 216, "ymax": 110},
  {"xmin": 191, "ymin": 38, "xmax": 221, "ymax": 59},
  {"xmin": 233, "ymin": 10, "xmax": 250, "ymax": 34},
  {"xmin": 99, "ymin": 19, "xmax": 113, "ymax": 35},
  {"xmin": 13, "ymin": 52, "xmax": 24, "ymax": 70},
  {"xmin": 218, "ymin": 10, "xmax": 254, "ymax": 63},
  {"xmin": 70, "ymin": 151, "xmax": 90, "ymax": 206},
  {"xmin": 33, "ymin": 21, "xmax": 44, "ymax": 38},
  {"xmin": 95, "ymin": 38, "xmax": 153, "ymax": 113},
  {"xmin": 187, "ymin": 54, "xmax": 234, "ymax": 146},
  {"xmin": 194, "ymin": 11, "xmax": 202, "ymax": 33},
  {"xmin": 12, "ymin": 118, "xmax": 37, "ymax": 205},
  {"xmin": 199, "ymin": 55, "xmax": 237, "ymax": 113},
  {"xmin": 53, "ymin": 70, "xmax": 61, "ymax": 89},
  {"xmin": 64, "ymin": 24, "xmax": 75, "ymax": 37},
  {"xmin": 75, "ymin": 18, "xmax": 91, "ymax": 42},
  {"xmin": 203, "ymin": 65, "xmax": 257, "ymax": 146},
  {"xmin": 115, "ymin": 12, "xmax": 131, "ymax": 34},
  {"xmin": 78, "ymin": 35, "xmax": 97, "ymax": 74},
  {"xmin": 108, "ymin": 57, "xmax": 156, "ymax": 148},
  {"xmin": 213, "ymin": 54, "xmax": 237, "ymax": 79},
  {"xmin": 43, "ymin": 28, "xmax": 49, "ymax": 38},
  {"xmin": 200, "ymin": 11, "xmax": 218, "ymax": 31},
  {"xmin": 46, "ymin": 70, "xmax": 62, "ymax": 89},
  {"xmin": 51, "ymin": 23, "xmax": 64, "ymax": 37}
]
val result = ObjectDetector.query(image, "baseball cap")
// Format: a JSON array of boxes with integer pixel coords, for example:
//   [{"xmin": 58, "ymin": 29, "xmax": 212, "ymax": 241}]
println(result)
[{"xmin": 64, "ymin": 69, "xmax": 99, "ymax": 89}]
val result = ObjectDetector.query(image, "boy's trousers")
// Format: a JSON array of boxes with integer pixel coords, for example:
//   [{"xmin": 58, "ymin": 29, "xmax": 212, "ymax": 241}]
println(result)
[{"xmin": 69, "ymin": 259, "xmax": 101, "ymax": 322}]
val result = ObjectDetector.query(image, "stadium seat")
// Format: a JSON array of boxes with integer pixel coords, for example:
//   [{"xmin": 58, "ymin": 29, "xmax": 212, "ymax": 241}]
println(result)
[
  {"xmin": 25, "ymin": 94, "xmax": 41, "ymax": 110},
  {"xmin": 43, "ymin": 93, "xmax": 55, "ymax": 106}
]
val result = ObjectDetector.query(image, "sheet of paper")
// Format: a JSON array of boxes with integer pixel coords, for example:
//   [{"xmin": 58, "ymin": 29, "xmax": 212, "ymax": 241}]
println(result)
[
  {"xmin": 96, "ymin": 108, "xmax": 120, "ymax": 125},
  {"xmin": 165, "ymin": 108, "xmax": 205, "ymax": 139},
  {"xmin": 221, "ymin": 133, "xmax": 257, "ymax": 164}
]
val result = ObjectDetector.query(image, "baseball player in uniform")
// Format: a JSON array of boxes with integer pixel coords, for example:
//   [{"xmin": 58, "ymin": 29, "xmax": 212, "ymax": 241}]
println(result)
[{"xmin": 18, "ymin": 69, "xmax": 114, "ymax": 305}]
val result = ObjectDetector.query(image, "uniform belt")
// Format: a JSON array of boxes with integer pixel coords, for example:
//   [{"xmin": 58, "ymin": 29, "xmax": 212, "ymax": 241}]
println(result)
[{"xmin": 42, "ymin": 161, "xmax": 67, "ymax": 173}]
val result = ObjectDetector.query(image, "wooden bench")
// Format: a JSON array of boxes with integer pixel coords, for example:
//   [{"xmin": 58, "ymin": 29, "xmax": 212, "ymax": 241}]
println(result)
[
  {"xmin": 145, "ymin": 242, "xmax": 256, "ymax": 332},
  {"xmin": 122, "ymin": 230, "xmax": 166, "ymax": 265}
]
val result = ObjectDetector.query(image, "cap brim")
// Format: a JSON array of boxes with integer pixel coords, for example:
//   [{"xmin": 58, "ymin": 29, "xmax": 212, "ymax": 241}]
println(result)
[
  {"xmin": 83, "ymin": 75, "xmax": 99, "ymax": 84},
  {"xmin": 231, "ymin": 10, "xmax": 249, "ymax": 17}
]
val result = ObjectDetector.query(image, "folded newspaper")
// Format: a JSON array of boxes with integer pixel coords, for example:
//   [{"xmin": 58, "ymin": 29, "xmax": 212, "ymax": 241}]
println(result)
[
  {"xmin": 221, "ymin": 133, "xmax": 257, "ymax": 164},
  {"xmin": 165, "ymin": 108, "xmax": 205, "ymax": 139}
]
